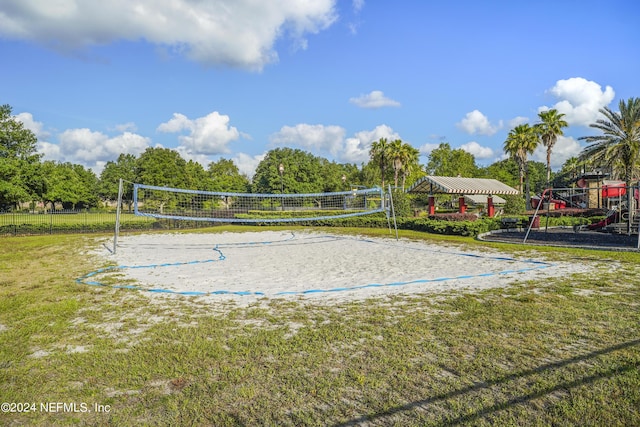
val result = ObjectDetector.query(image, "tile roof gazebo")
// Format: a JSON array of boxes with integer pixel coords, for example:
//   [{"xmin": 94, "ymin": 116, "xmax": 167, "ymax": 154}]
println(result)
[{"xmin": 407, "ymin": 176, "xmax": 519, "ymax": 217}]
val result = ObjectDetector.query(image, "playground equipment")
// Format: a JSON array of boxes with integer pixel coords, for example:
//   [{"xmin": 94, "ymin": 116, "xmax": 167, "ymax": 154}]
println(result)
[
  {"xmin": 573, "ymin": 209, "xmax": 620, "ymax": 233},
  {"xmin": 524, "ymin": 185, "xmax": 640, "ymax": 245}
]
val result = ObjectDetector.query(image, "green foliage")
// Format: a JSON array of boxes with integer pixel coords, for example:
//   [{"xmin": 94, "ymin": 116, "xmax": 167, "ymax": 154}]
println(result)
[
  {"xmin": 406, "ymin": 218, "xmax": 494, "ymax": 236},
  {"xmin": 253, "ymin": 147, "xmax": 357, "ymax": 194},
  {"xmin": 536, "ymin": 109, "xmax": 568, "ymax": 183},
  {"xmin": 41, "ymin": 161, "xmax": 99, "ymax": 209},
  {"xmin": 478, "ymin": 158, "xmax": 519, "ymax": 189},
  {"xmin": 425, "ymin": 142, "xmax": 478, "ymax": 177},
  {"xmin": 0, "ymin": 104, "xmax": 39, "ymax": 160},
  {"xmin": 98, "ymin": 153, "xmax": 137, "ymax": 201},
  {"xmin": 390, "ymin": 189, "xmax": 411, "ymax": 217},
  {"xmin": 527, "ymin": 160, "xmax": 549, "ymax": 194},
  {"xmin": 0, "ymin": 105, "xmax": 42, "ymax": 210},
  {"xmin": 369, "ymin": 137, "xmax": 391, "ymax": 187},
  {"xmin": 504, "ymin": 124, "xmax": 539, "ymax": 193},
  {"xmin": 208, "ymin": 158, "xmax": 250, "ymax": 192},
  {"xmin": 579, "ymin": 97, "xmax": 640, "ymax": 184},
  {"xmin": 136, "ymin": 147, "xmax": 189, "ymax": 188},
  {"xmin": 579, "ymin": 97, "xmax": 640, "ymax": 233},
  {"xmin": 503, "ymin": 194, "xmax": 526, "ymax": 214},
  {"xmin": 185, "ymin": 160, "xmax": 212, "ymax": 190},
  {"xmin": 553, "ymin": 156, "xmax": 582, "ymax": 188}
]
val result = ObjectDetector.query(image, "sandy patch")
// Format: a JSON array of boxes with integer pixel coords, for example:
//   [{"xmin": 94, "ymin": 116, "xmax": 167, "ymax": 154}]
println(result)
[{"xmin": 82, "ymin": 231, "xmax": 593, "ymax": 306}]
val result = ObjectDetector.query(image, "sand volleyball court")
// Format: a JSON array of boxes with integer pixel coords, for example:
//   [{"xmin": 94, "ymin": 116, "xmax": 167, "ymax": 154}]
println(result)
[{"xmin": 80, "ymin": 231, "xmax": 591, "ymax": 305}]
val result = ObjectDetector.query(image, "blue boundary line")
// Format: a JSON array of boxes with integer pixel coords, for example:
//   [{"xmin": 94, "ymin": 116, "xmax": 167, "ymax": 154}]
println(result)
[{"xmin": 76, "ymin": 233, "xmax": 554, "ymax": 297}]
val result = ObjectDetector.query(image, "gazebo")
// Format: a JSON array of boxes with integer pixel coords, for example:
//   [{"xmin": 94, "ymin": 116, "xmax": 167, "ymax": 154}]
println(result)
[{"xmin": 407, "ymin": 176, "xmax": 519, "ymax": 217}]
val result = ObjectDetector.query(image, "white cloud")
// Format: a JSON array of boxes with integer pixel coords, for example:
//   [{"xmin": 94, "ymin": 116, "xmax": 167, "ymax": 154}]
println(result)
[
  {"xmin": 418, "ymin": 143, "xmax": 441, "ymax": 157},
  {"xmin": 460, "ymin": 141, "xmax": 495, "ymax": 159},
  {"xmin": 15, "ymin": 112, "xmax": 50, "ymax": 140},
  {"xmin": 508, "ymin": 116, "xmax": 529, "ymax": 128},
  {"xmin": 0, "ymin": 0, "xmax": 337, "ymax": 71},
  {"xmin": 233, "ymin": 152, "xmax": 265, "ymax": 179},
  {"xmin": 347, "ymin": 0, "xmax": 364, "ymax": 34},
  {"xmin": 340, "ymin": 125, "xmax": 402, "ymax": 163},
  {"xmin": 16, "ymin": 111, "xmax": 150, "ymax": 171},
  {"xmin": 112, "ymin": 122, "xmax": 137, "ymax": 132},
  {"xmin": 270, "ymin": 124, "xmax": 345, "ymax": 156},
  {"xmin": 349, "ymin": 91, "xmax": 401, "ymax": 109},
  {"xmin": 157, "ymin": 111, "xmax": 241, "ymax": 156},
  {"xmin": 37, "ymin": 141, "xmax": 61, "ymax": 160},
  {"xmin": 174, "ymin": 147, "xmax": 211, "ymax": 167},
  {"xmin": 541, "ymin": 77, "xmax": 615, "ymax": 127},
  {"xmin": 456, "ymin": 110, "xmax": 501, "ymax": 136},
  {"xmin": 532, "ymin": 135, "xmax": 583, "ymax": 170},
  {"xmin": 268, "ymin": 123, "xmax": 402, "ymax": 164},
  {"xmin": 57, "ymin": 128, "xmax": 150, "ymax": 163},
  {"xmin": 35, "ymin": 128, "xmax": 150, "ymax": 172}
]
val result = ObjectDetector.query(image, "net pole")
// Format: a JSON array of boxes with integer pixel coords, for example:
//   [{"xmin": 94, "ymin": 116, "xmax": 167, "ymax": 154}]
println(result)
[
  {"xmin": 636, "ymin": 183, "xmax": 640, "ymax": 250},
  {"xmin": 113, "ymin": 178, "xmax": 124, "ymax": 255},
  {"xmin": 388, "ymin": 185, "xmax": 399, "ymax": 240}
]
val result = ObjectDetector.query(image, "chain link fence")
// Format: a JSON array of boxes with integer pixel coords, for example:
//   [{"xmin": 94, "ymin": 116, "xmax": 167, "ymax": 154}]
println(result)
[{"xmin": 0, "ymin": 210, "xmax": 216, "ymax": 237}]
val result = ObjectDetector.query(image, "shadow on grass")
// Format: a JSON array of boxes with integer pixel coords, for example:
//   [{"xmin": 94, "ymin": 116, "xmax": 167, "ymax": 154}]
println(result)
[{"xmin": 334, "ymin": 338, "xmax": 640, "ymax": 426}]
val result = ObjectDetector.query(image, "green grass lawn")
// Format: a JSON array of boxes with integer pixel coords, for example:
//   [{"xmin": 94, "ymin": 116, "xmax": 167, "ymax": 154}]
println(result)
[{"xmin": 1, "ymin": 227, "xmax": 639, "ymax": 426}]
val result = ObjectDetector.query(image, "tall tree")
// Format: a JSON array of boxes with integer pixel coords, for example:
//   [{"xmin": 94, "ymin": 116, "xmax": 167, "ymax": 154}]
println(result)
[
  {"xmin": 208, "ymin": 158, "xmax": 250, "ymax": 192},
  {"xmin": 579, "ymin": 97, "xmax": 640, "ymax": 233},
  {"xmin": 386, "ymin": 139, "xmax": 421, "ymax": 189},
  {"xmin": 536, "ymin": 109, "xmax": 568, "ymax": 184},
  {"xmin": 98, "ymin": 153, "xmax": 137, "ymax": 208},
  {"xmin": 253, "ymin": 148, "xmax": 324, "ymax": 194},
  {"xmin": 136, "ymin": 147, "xmax": 189, "ymax": 188},
  {"xmin": 504, "ymin": 124, "xmax": 538, "ymax": 208},
  {"xmin": 41, "ymin": 162, "xmax": 98, "ymax": 210},
  {"xmin": 0, "ymin": 104, "xmax": 43, "ymax": 209},
  {"xmin": 400, "ymin": 144, "xmax": 421, "ymax": 190},
  {"xmin": 425, "ymin": 142, "xmax": 477, "ymax": 177},
  {"xmin": 0, "ymin": 104, "xmax": 39, "ymax": 160},
  {"xmin": 185, "ymin": 160, "xmax": 212, "ymax": 190},
  {"xmin": 369, "ymin": 137, "xmax": 390, "ymax": 188},
  {"xmin": 388, "ymin": 139, "xmax": 404, "ymax": 188},
  {"xmin": 478, "ymin": 158, "xmax": 519, "ymax": 189},
  {"xmin": 552, "ymin": 156, "xmax": 582, "ymax": 188}
]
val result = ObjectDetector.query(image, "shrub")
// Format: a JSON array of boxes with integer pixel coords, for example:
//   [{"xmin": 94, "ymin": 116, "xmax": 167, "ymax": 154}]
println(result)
[
  {"xmin": 504, "ymin": 194, "xmax": 525, "ymax": 215},
  {"xmin": 427, "ymin": 213, "xmax": 479, "ymax": 222},
  {"xmin": 390, "ymin": 189, "xmax": 411, "ymax": 217}
]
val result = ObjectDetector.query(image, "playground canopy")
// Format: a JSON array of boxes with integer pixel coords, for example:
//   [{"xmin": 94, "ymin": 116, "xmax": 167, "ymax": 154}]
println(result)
[{"xmin": 407, "ymin": 176, "xmax": 519, "ymax": 195}]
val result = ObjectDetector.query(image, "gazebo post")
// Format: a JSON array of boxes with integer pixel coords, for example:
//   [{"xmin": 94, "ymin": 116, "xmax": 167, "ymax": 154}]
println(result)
[
  {"xmin": 428, "ymin": 195, "xmax": 436, "ymax": 215},
  {"xmin": 487, "ymin": 195, "xmax": 495, "ymax": 217},
  {"xmin": 458, "ymin": 195, "xmax": 467, "ymax": 214}
]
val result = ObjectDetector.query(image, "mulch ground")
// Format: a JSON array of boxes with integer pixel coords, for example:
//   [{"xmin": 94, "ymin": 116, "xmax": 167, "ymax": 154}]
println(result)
[{"xmin": 480, "ymin": 227, "xmax": 640, "ymax": 251}]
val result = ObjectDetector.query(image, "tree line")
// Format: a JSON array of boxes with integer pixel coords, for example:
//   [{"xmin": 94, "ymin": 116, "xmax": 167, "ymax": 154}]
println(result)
[{"xmin": 1, "ymin": 99, "xmax": 639, "ymax": 212}]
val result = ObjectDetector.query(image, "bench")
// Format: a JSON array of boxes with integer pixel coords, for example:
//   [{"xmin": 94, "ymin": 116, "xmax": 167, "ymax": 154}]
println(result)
[{"xmin": 501, "ymin": 217, "xmax": 521, "ymax": 230}]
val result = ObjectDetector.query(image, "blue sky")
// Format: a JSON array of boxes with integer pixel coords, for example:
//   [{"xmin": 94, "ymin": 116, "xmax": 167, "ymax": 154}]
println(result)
[{"xmin": 2, "ymin": 0, "xmax": 639, "ymax": 177}]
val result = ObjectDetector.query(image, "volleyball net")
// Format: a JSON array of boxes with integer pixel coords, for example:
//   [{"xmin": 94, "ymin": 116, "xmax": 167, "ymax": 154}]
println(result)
[
  {"xmin": 131, "ymin": 183, "xmax": 387, "ymax": 223},
  {"xmin": 111, "ymin": 181, "xmax": 397, "ymax": 253}
]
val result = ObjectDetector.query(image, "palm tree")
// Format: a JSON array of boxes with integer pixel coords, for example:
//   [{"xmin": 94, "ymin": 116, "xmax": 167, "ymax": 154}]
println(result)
[
  {"xmin": 369, "ymin": 137, "xmax": 390, "ymax": 188},
  {"xmin": 579, "ymin": 97, "xmax": 640, "ymax": 234},
  {"xmin": 504, "ymin": 124, "xmax": 539, "ymax": 208},
  {"xmin": 536, "ymin": 109, "xmax": 568, "ymax": 184},
  {"xmin": 400, "ymin": 145, "xmax": 421, "ymax": 191},
  {"xmin": 388, "ymin": 139, "xmax": 404, "ymax": 188}
]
